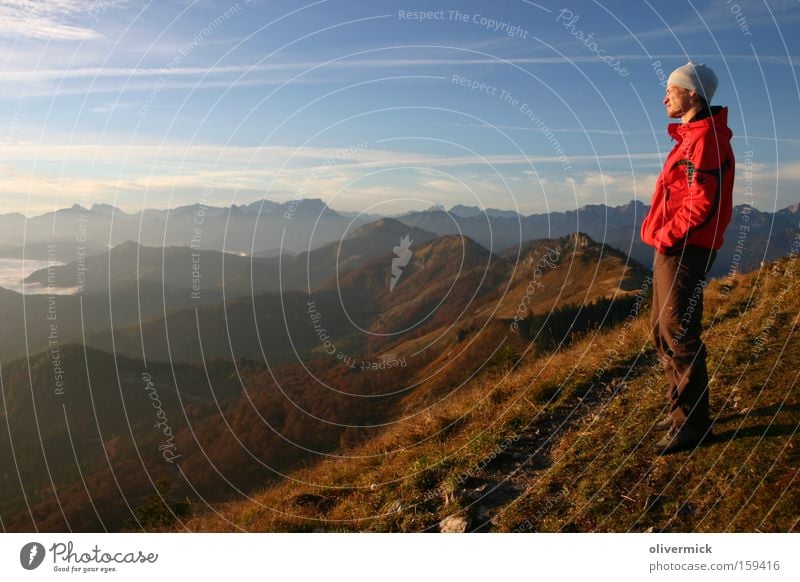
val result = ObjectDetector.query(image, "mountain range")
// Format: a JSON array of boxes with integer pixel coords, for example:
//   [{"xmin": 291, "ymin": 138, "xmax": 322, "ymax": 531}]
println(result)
[
  {"xmin": 1, "ymin": 228, "xmax": 658, "ymax": 531},
  {"xmin": 0, "ymin": 197, "xmax": 798, "ymax": 532},
  {"xmin": 2, "ymin": 199, "xmax": 796, "ymax": 277}
]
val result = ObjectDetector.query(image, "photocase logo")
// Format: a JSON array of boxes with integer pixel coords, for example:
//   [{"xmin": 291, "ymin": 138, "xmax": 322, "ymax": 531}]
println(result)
[
  {"xmin": 390, "ymin": 235, "xmax": 413, "ymax": 292},
  {"xmin": 20, "ymin": 542, "xmax": 45, "ymax": 570}
]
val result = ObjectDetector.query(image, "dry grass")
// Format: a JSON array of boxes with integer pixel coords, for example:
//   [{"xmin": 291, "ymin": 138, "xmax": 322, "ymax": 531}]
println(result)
[{"xmin": 177, "ymin": 255, "xmax": 799, "ymax": 532}]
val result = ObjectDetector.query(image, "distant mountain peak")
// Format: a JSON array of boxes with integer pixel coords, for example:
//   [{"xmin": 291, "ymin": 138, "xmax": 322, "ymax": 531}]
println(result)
[
  {"xmin": 236, "ymin": 198, "xmax": 281, "ymax": 214},
  {"xmin": 623, "ymin": 200, "xmax": 645, "ymax": 209},
  {"xmin": 350, "ymin": 217, "xmax": 406, "ymax": 235},
  {"xmin": 421, "ymin": 233, "xmax": 490, "ymax": 256},
  {"xmin": 278, "ymin": 198, "xmax": 335, "ymax": 217},
  {"xmin": 449, "ymin": 205, "xmax": 520, "ymax": 219},
  {"xmin": 91, "ymin": 203, "xmax": 124, "ymax": 216},
  {"xmin": 449, "ymin": 204, "xmax": 481, "ymax": 218},
  {"xmin": 782, "ymin": 202, "xmax": 800, "ymax": 214},
  {"xmin": 112, "ymin": 240, "xmax": 142, "ymax": 251},
  {"xmin": 348, "ymin": 217, "xmax": 436, "ymax": 240}
]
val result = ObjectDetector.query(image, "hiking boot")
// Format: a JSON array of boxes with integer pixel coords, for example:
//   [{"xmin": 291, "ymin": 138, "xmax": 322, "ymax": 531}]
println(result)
[
  {"xmin": 654, "ymin": 416, "xmax": 673, "ymax": 431},
  {"xmin": 654, "ymin": 423, "xmax": 713, "ymax": 456}
]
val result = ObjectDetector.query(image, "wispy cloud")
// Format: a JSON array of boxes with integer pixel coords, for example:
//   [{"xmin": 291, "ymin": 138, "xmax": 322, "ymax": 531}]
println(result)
[
  {"xmin": 596, "ymin": 0, "xmax": 800, "ymax": 46},
  {"xmin": 734, "ymin": 135, "xmax": 800, "ymax": 145},
  {"xmin": 442, "ymin": 121, "xmax": 628, "ymax": 136},
  {"xmin": 0, "ymin": 138, "xmax": 669, "ymax": 215},
  {"xmin": 2, "ymin": 138, "xmax": 797, "ymax": 216},
  {"xmin": 4, "ymin": 51, "xmax": 799, "ymax": 83},
  {"xmin": 0, "ymin": 139, "xmax": 665, "ymax": 167},
  {"xmin": 2, "ymin": 51, "xmax": 795, "ymax": 102},
  {"xmin": 0, "ymin": 0, "xmax": 104, "ymax": 40},
  {"xmin": 87, "ymin": 100, "xmax": 141, "ymax": 114}
]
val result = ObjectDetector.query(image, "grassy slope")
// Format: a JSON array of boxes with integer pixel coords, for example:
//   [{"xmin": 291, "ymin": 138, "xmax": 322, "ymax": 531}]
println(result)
[{"xmin": 176, "ymin": 253, "xmax": 799, "ymax": 533}]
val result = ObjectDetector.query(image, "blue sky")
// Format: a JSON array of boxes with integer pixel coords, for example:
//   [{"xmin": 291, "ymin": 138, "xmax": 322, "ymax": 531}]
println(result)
[{"xmin": 1, "ymin": 0, "xmax": 799, "ymax": 216}]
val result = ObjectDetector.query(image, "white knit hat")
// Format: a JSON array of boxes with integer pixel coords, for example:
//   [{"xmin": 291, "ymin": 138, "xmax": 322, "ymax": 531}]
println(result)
[{"xmin": 667, "ymin": 62, "xmax": 718, "ymax": 102}]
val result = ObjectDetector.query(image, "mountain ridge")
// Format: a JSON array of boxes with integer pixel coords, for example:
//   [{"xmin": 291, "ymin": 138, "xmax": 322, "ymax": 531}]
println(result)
[
  {"xmin": 3, "ymin": 200, "xmax": 795, "ymax": 278},
  {"xmin": 171, "ymin": 250, "xmax": 800, "ymax": 532}
]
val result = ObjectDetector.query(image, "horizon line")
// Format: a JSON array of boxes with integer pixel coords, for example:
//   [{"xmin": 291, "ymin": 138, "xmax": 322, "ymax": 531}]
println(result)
[{"xmin": 0, "ymin": 197, "xmax": 792, "ymax": 221}]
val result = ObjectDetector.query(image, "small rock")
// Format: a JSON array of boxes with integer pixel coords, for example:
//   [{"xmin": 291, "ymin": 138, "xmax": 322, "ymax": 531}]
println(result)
[{"xmin": 439, "ymin": 514, "xmax": 470, "ymax": 533}]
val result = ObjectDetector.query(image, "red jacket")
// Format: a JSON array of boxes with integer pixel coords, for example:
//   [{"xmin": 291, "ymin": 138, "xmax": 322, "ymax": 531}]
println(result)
[{"xmin": 641, "ymin": 106, "xmax": 735, "ymax": 254}]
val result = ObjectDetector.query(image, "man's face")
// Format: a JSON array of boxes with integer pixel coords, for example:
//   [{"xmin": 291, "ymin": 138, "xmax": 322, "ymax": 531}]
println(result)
[{"xmin": 663, "ymin": 85, "xmax": 693, "ymax": 118}]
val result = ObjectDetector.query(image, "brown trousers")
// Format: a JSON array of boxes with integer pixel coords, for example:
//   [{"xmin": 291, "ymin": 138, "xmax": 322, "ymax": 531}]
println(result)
[{"xmin": 651, "ymin": 245, "xmax": 717, "ymax": 429}]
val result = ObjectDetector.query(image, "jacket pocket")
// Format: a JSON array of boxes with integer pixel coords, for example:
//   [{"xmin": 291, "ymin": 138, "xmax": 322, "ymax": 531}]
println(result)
[{"xmin": 665, "ymin": 177, "xmax": 688, "ymax": 216}]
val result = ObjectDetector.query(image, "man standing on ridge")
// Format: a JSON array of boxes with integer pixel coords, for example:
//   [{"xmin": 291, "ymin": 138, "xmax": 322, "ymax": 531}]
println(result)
[{"xmin": 641, "ymin": 62, "xmax": 735, "ymax": 455}]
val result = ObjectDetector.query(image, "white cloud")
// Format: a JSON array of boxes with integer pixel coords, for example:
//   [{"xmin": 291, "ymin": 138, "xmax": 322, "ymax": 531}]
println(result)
[
  {"xmin": 1, "ymin": 137, "xmax": 796, "ymax": 216},
  {"xmin": 777, "ymin": 160, "xmax": 800, "ymax": 181},
  {"xmin": 531, "ymin": 170, "xmax": 660, "ymax": 210},
  {"xmin": 0, "ymin": 0, "xmax": 103, "ymax": 40},
  {"xmin": 734, "ymin": 135, "xmax": 800, "ymax": 146},
  {"xmin": 0, "ymin": 139, "xmax": 665, "ymax": 169},
  {"xmin": 3, "ymin": 53, "xmax": 797, "ymax": 87}
]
